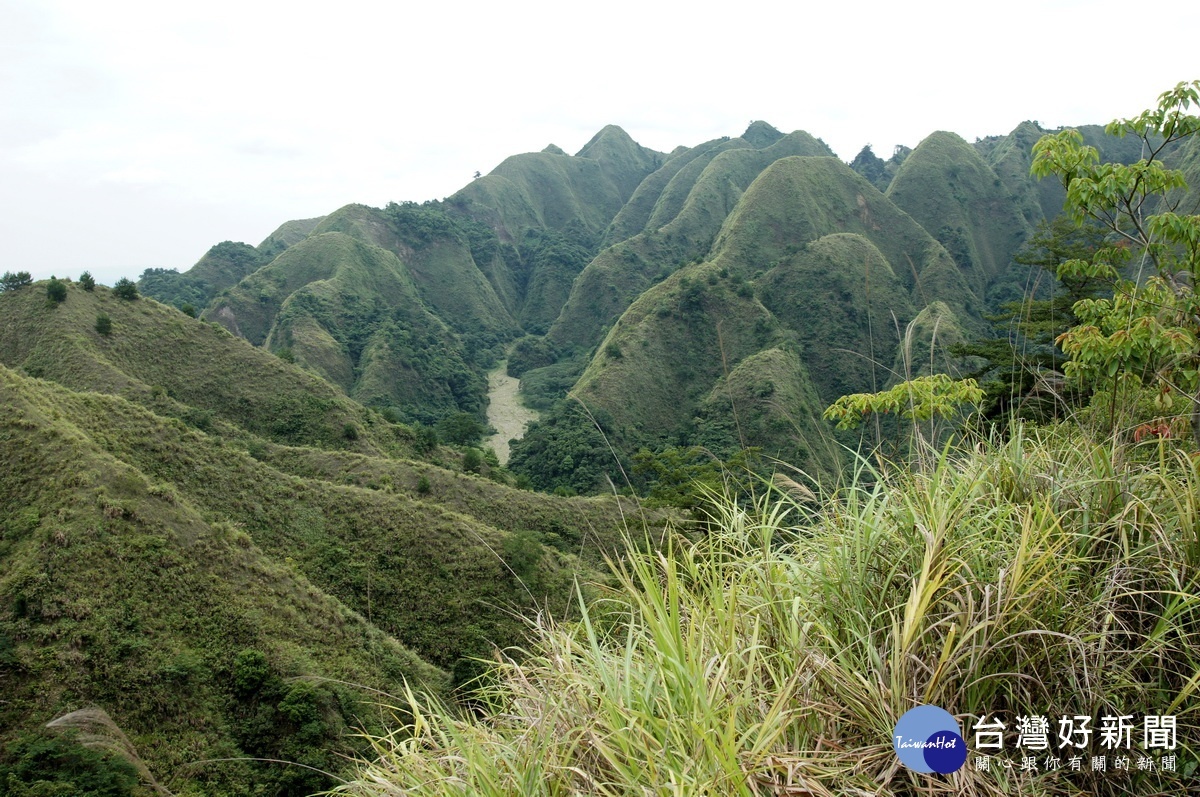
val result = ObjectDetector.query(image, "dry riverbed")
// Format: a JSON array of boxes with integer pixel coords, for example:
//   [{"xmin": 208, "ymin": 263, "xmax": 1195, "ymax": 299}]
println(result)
[{"xmin": 485, "ymin": 361, "xmax": 540, "ymax": 465}]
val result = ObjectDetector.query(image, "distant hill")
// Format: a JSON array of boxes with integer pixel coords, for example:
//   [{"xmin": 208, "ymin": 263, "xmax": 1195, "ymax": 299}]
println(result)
[
  {"xmin": 887, "ymin": 130, "xmax": 1033, "ymax": 304},
  {"xmin": 552, "ymin": 156, "xmax": 975, "ymax": 482},
  {"xmin": 546, "ymin": 126, "xmax": 834, "ymax": 353}
]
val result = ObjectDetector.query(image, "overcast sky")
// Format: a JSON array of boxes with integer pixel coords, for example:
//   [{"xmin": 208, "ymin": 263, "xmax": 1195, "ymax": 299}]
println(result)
[{"xmin": 4, "ymin": 0, "xmax": 1198, "ymax": 285}]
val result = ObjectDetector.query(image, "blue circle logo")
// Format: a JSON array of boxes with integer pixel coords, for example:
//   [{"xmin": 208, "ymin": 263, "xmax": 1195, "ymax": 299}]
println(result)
[{"xmin": 893, "ymin": 705, "xmax": 967, "ymax": 774}]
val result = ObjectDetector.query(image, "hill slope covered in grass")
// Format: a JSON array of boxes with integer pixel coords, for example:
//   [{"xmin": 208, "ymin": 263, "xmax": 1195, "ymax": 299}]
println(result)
[
  {"xmin": 0, "ymin": 362, "xmax": 445, "ymax": 795},
  {"xmin": 886, "ymin": 131, "xmax": 1033, "ymax": 305},
  {"xmin": 519, "ymin": 156, "xmax": 981, "ymax": 489},
  {"xmin": 545, "ymin": 127, "xmax": 834, "ymax": 353},
  {"xmin": 0, "ymin": 280, "xmax": 654, "ymax": 795},
  {"xmin": 0, "ymin": 279, "xmax": 413, "ymax": 454}
]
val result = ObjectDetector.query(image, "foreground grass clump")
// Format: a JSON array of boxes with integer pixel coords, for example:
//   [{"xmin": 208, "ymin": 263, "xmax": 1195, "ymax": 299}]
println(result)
[{"xmin": 335, "ymin": 428, "xmax": 1199, "ymax": 796}]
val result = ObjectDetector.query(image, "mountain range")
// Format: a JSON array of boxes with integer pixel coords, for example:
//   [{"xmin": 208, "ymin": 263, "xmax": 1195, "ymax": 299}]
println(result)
[
  {"xmin": 2, "ymin": 114, "xmax": 1195, "ymax": 794},
  {"xmin": 143, "ymin": 117, "xmax": 1190, "ymax": 489}
]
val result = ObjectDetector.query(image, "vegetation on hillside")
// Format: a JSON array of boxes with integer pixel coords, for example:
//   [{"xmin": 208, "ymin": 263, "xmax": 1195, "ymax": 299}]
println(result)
[
  {"xmin": 336, "ymin": 430, "xmax": 1200, "ymax": 796},
  {"xmin": 0, "ymin": 282, "xmax": 651, "ymax": 794}
]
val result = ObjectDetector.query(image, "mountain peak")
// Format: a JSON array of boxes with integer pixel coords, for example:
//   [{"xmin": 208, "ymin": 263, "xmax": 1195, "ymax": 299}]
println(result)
[
  {"xmin": 575, "ymin": 125, "xmax": 637, "ymax": 159},
  {"xmin": 742, "ymin": 120, "xmax": 783, "ymax": 148}
]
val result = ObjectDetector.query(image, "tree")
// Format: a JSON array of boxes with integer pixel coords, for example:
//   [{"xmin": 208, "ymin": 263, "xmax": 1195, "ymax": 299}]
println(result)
[
  {"xmin": 1, "ymin": 271, "xmax": 33, "ymax": 292},
  {"xmin": 78, "ymin": 271, "xmax": 95, "ymax": 291},
  {"xmin": 416, "ymin": 424, "xmax": 439, "ymax": 454},
  {"xmin": 1031, "ymin": 80, "xmax": 1200, "ymax": 441},
  {"xmin": 436, "ymin": 412, "xmax": 484, "ymax": 446},
  {"xmin": 95, "ymin": 313, "xmax": 112, "ymax": 336},
  {"xmin": 952, "ymin": 216, "xmax": 1109, "ymax": 424},
  {"xmin": 0, "ymin": 730, "xmax": 140, "ymax": 797},
  {"xmin": 112, "ymin": 278, "xmax": 139, "ymax": 301},
  {"xmin": 46, "ymin": 277, "xmax": 67, "ymax": 304},
  {"xmin": 849, "ymin": 144, "xmax": 886, "ymax": 187},
  {"xmin": 823, "ymin": 374, "xmax": 984, "ymax": 430}
]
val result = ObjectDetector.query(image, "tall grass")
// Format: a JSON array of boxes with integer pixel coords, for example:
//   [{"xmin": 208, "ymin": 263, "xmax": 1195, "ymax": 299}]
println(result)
[{"xmin": 334, "ymin": 428, "xmax": 1199, "ymax": 795}]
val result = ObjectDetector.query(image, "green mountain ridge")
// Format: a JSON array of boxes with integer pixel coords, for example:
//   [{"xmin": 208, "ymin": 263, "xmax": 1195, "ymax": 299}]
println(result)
[
  {"xmin": 552, "ymin": 155, "xmax": 977, "ymax": 481},
  {"xmin": 125, "ymin": 116, "xmax": 1169, "ymax": 495},
  {"xmin": 546, "ymin": 128, "xmax": 834, "ymax": 352}
]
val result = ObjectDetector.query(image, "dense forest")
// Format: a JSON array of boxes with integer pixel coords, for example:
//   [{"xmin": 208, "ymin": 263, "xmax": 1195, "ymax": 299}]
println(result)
[{"xmin": 2, "ymin": 81, "xmax": 1199, "ymax": 794}]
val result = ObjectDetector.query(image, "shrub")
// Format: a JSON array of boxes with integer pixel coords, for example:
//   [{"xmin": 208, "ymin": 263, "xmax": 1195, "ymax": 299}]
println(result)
[
  {"xmin": 94, "ymin": 314, "xmax": 112, "ymax": 336},
  {"xmin": 180, "ymin": 302, "xmax": 196, "ymax": 317},
  {"xmin": 416, "ymin": 475, "xmax": 431, "ymax": 495},
  {"xmin": 462, "ymin": 448, "xmax": 482, "ymax": 474},
  {"xmin": 78, "ymin": 271, "xmax": 95, "ymax": 291},
  {"xmin": 112, "ymin": 278, "xmax": 139, "ymax": 300},
  {"xmin": 0, "ymin": 729, "xmax": 140, "ymax": 796},
  {"xmin": 232, "ymin": 648, "xmax": 270, "ymax": 696}
]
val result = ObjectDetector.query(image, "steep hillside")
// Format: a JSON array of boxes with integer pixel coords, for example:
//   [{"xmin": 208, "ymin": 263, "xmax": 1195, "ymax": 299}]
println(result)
[
  {"xmin": 603, "ymin": 136, "xmax": 743, "ymax": 245},
  {"xmin": 691, "ymin": 347, "xmax": 835, "ymax": 474},
  {"xmin": 257, "ymin": 216, "xmax": 325, "ymax": 259},
  {"xmin": 0, "ymin": 279, "xmax": 411, "ymax": 452},
  {"xmin": 886, "ymin": 131, "xmax": 1032, "ymax": 304},
  {"xmin": 1169, "ymin": 128, "xmax": 1200, "ymax": 212},
  {"xmin": 757, "ymin": 233, "xmax": 913, "ymax": 401},
  {"xmin": 138, "ymin": 218, "xmax": 323, "ymax": 313},
  {"xmin": 571, "ymin": 261, "xmax": 783, "ymax": 444},
  {"xmin": 138, "ymin": 241, "xmax": 267, "ymax": 312},
  {"xmin": 547, "ymin": 128, "xmax": 834, "ymax": 352},
  {"xmin": 520, "ymin": 156, "xmax": 981, "ymax": 484},
  {"xmin": 711, "ymin": 155, "xmax": 978, "ymax": 325},
  {"xmin": 206, "ymin": 229, "xmax": 493, "ymax": 423},
  {"xmin": 980, "ymin": 120, "xmax": 1055, "ymax": 226},
  {"xmin": 975, "ymin": 122, "xmax": 1159, "ymax": 224},
  {"xmin": 446, "ymin": 125, "xmax": 662, "ymax": 243},
  {"xmin": 0, "ymin": 364, "xmax": 446, "ymax": 795},
  {"xmin": 310, "ymin": 203, "xmax": 518, "ymax": 347}
]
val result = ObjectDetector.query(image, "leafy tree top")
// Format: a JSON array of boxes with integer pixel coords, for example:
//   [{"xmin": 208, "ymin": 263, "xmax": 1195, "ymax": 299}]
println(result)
[
  {"xmin": 823, "ymin": 374, "xmax": 983, "ymax": 430},
  {"xmin": 1031, "ymin": 80, "xmax": 1200, "ymax": 440},
  {"xmin": 112, "ymin": 277, "xmax": 139, "ymax": 301},
  {"xmin": 1, "ymin": 271, "xmax": 33, "ymax": 291}
]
